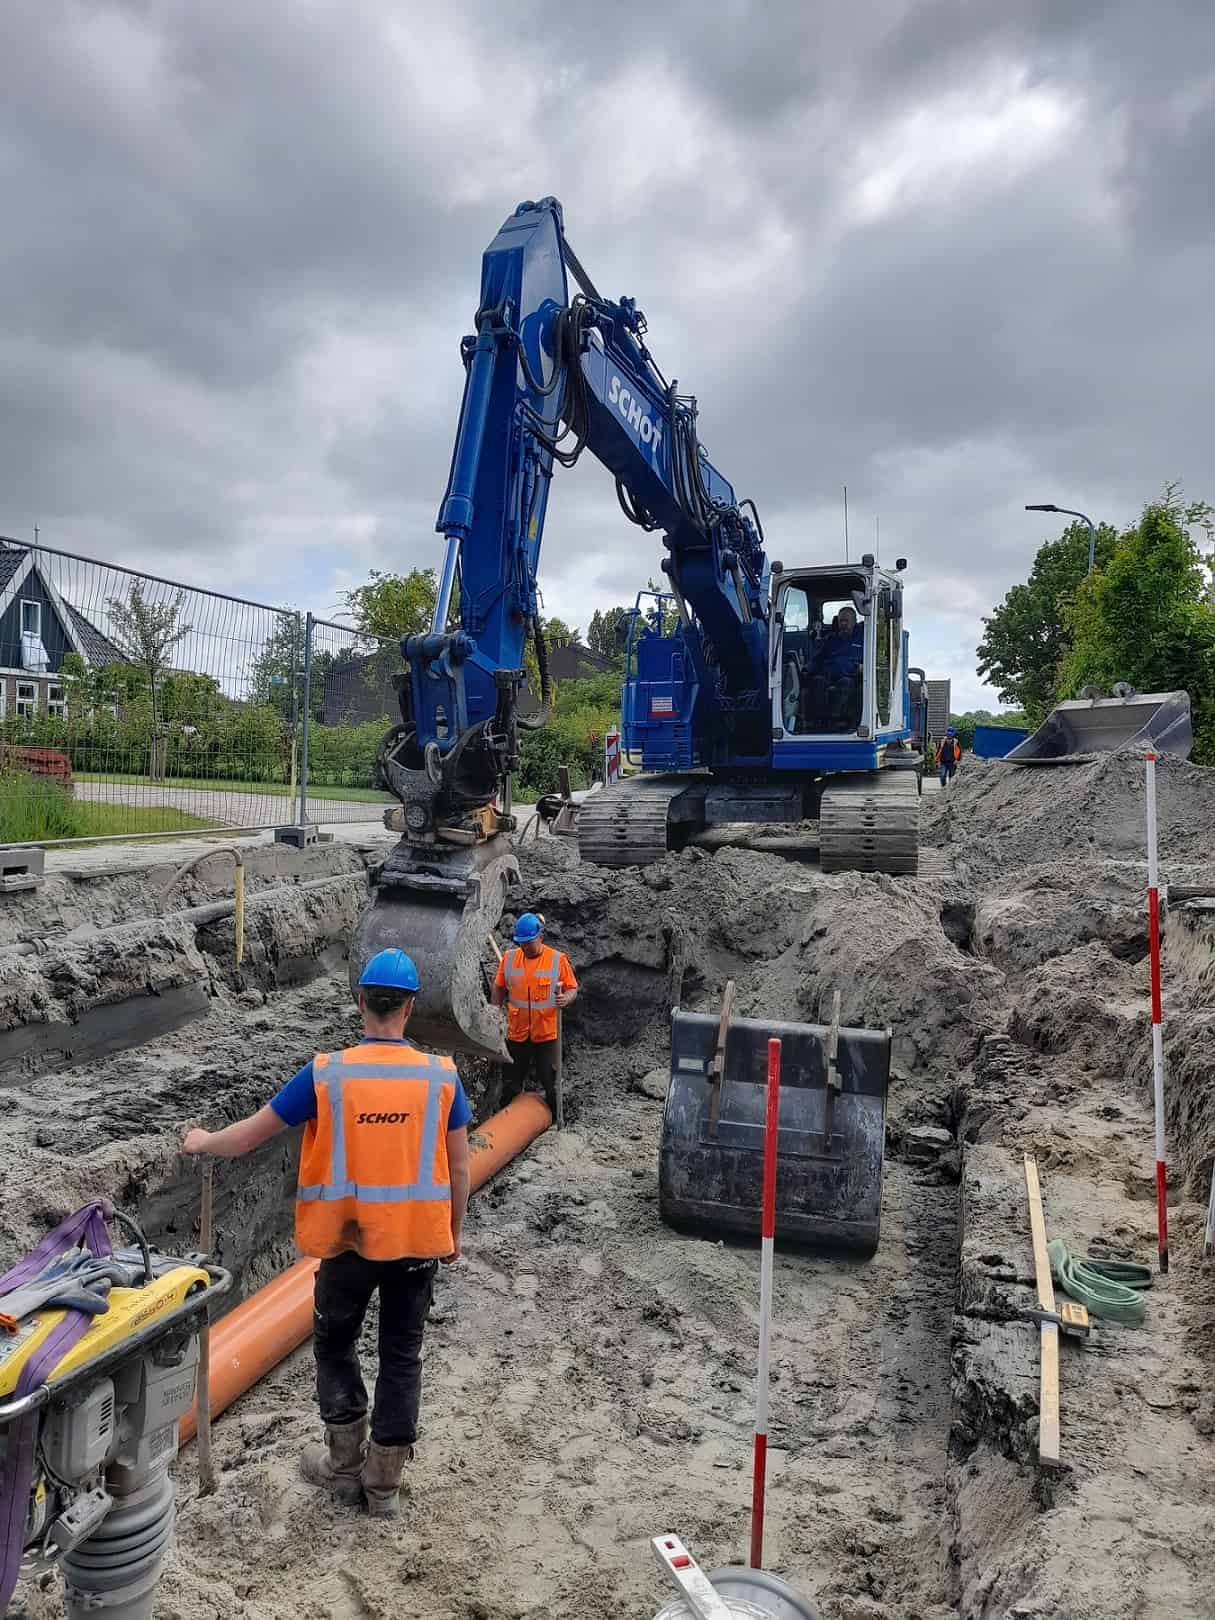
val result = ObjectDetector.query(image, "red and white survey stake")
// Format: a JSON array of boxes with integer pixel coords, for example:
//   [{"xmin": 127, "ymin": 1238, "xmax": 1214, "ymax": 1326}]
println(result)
[
  {"xmin": 750, "ymin": 1036, "xmax": 781, "ymax": 1570},
  {"xmin": 1145, "ymin": 751, "xmax": 1169, "ymax": 1274}
]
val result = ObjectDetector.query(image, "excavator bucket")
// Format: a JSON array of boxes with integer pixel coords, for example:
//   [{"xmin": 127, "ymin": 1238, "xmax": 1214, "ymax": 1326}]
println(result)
[
  {"xmin": 658, "ymin": 1003, "xmax": 890, "ymax": 1256},
  {"xmin": 1005, "ymin": 690, "xmax": 1192, "ymax": 765},
  {"xmin": 349, "ymin": 840, "xmax": 518, "ymax": 1061}
]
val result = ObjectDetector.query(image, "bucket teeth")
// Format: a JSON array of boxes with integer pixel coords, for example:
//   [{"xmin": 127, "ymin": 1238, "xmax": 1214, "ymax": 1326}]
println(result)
[{"xmin": 349, "ymin": 842, "xmax": 518, "ymax": 1061}]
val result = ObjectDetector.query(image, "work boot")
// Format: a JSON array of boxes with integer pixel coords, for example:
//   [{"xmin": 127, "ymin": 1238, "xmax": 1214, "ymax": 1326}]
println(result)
[
  {"xmin": 300, "ymin": 1416, "xmax": 368, "ymax": 1506},
  {"xmin": 361, "ymin": 1440, "xmax": 413, "ymax": 1519}
]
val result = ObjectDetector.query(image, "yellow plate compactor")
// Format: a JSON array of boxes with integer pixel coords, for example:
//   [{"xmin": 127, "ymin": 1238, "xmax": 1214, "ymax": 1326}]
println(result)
[{"xmin": 0, "ymin": 1202, "xmax": 229, "ymax": 1620}]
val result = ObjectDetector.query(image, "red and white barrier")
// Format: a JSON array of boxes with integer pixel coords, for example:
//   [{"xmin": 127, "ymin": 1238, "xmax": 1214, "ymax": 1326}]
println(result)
[
  {"xmin": 1145, "ymin": 751, "xmax": 1169, "ymax": 1273},
  {"xmin": 750, "ymin": 1037, "xmax": 781, "ymax": 1569},
  {"xmin": 605, "ymin": 727, "xmax": 621, "ymax": 786}
]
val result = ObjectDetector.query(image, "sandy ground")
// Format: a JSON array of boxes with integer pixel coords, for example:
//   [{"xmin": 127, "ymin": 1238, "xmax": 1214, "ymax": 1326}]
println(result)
[{"xmin": 7, "ymin": 750, "xmax": 1215, "ymax": 1619}]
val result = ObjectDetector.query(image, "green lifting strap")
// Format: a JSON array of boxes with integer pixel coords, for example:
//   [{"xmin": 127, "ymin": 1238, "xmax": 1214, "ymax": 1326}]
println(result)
[{"xmin": 1047, "ymin": 1238, "xmax": 1152, "ymax": 1326}]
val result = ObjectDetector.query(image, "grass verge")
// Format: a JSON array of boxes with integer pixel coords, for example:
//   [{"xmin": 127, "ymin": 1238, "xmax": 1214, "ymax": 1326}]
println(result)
[{"xmin": 1, "ymin": 775, "xmax": 217, "ymax": 843}]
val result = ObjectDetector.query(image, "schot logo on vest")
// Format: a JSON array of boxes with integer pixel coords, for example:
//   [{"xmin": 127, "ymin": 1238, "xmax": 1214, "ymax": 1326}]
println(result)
[{"xmin": 355, "ymin": 1111, "xmax": 412, "ymax": 1125}]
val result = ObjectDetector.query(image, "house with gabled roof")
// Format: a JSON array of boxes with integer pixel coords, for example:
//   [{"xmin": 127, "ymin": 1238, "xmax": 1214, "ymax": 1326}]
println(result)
[{"xmin": 0, "ymin": 541, "xmax": 128, "ymax": 723}]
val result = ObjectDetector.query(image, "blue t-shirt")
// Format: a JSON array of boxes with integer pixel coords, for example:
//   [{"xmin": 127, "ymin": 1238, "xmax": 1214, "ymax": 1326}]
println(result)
[
  {"xmin": 270, "ymin": 1037, "xmax": 473, "ymax": 1132},
  {"xmin": 814, "ymin": 626, "xmax": 864, "ymax": 679}
]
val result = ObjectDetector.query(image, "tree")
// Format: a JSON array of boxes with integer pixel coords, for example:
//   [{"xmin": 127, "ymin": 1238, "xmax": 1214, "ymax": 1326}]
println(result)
[
  {"xmin": 541, "ymin": 616, "xmax": 579, "ymax": 650},
  {"xmin": 249, "ymin": 617, "xmax": 305, "ymax": 719},
  {"xmin": 105, "ymin": 584, "xmax": 193, "ymax": 779},
  {"xmin": 106, "ymin": 583, "xmax": 193, "ymax": 691},
  {"xmin": 587, "ymin": 606, "xmax": 630, "ymax": 665},
  {"xmin": 1063, "ymin": 490, "xmax": 1215, "ymax": 762},
  {"xmin": 343, "ymin": 568, "xmax": 441, "ymax": 641},
  {"xmin": 977, "ymin": 520, "xmax": 1119, "ymax": 724}
]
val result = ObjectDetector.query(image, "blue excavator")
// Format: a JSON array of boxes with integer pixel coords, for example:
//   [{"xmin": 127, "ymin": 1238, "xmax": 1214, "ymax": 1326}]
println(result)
[{"xmin": 351, "ymin": 197, "xmax": 922, "ymax": 1074}]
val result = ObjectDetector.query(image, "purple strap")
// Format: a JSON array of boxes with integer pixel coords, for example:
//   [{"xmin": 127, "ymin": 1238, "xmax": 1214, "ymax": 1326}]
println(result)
[
  {"xmin": 0, "ymin": 1202, "xmax": 112, "ymax": 1294},
  {"xmin": 0, "ymin": 1203, "xmax": 114, "ymax": 1610}
]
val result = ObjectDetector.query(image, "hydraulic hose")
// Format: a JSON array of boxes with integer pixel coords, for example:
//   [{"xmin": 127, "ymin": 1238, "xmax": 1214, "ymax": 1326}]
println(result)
[{"xmin": 517, "ymin": 619, "xmax": 551, "ymax": 730}]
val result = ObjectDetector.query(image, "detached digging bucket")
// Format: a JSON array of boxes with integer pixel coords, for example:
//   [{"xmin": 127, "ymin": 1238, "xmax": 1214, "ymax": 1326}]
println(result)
[
  {"xmin": 658, "ymin": 1007, "xmax": 890, "ymax": 1257},
  {"xmin": 1004, "ymin": 689, "xmax": 1193, "ymax": 764}
]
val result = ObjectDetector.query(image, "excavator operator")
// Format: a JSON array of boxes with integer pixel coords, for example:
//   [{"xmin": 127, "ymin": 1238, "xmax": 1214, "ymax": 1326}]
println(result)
[{"xmin": 803, "ymin": 606, "xmax": 865, "ymax": 731}]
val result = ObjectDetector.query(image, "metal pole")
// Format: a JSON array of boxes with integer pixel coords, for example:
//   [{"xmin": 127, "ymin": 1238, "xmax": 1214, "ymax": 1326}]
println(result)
[
  {"xmin": 288, "ymin": 614, "xmax": 300, "ymax": 821},
  {"xmin": 750, "ymin": 1036, "xmax": 780, "ymax": 1570},
  {"xmin": 1145, "ymin": 750, "xmax": 1168, "ymax": 1273},
  {"xmin": 1025, "ymin": 505, "xmax": 1097, "ymax": 574},
  {"xmin": 432, "ymin": 537, "xmax": 461, "ymax": 634},
  {"xmin": 298, "ymin": 612, "xmax": 313, "ymax": 829}
]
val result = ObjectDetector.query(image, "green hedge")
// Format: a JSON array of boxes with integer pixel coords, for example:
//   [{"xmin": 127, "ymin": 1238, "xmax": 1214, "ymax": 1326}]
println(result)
[{"xmin": 1, "ymin": 672, "xmax": 624, "ymax": 798}]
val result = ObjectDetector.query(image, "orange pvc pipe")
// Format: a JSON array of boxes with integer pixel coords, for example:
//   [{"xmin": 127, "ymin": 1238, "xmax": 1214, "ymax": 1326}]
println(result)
[{"xmin": 180, "ymin": 1092, "xmax": 552, "ymax": 1444}]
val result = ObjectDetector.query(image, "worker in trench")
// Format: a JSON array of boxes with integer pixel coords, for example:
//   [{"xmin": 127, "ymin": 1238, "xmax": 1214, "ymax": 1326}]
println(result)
[
  {"xmin": 491, "ymin": 911, "xmax": 578, "ymax": 1117},
  {"xmin": 181, "ymin": 947, "xmax": 472, "ymax": 1520}
]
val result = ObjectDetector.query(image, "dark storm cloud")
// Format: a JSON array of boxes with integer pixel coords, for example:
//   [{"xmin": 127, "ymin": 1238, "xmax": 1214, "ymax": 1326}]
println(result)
[{"xmin": 2, "ymin": 0, "xmax": 1212, "ymax": 699}]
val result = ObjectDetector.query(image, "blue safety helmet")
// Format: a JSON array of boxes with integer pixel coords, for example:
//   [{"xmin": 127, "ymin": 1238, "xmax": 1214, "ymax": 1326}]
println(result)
[
  {"xmin": 946, "ymin": 726, "xmax": 956, "ymax": 736},
  {"xmin": 358, "ymin": 948, "xmax": 420, "ymax": 993},
  {"xmin": 513, "ymin": 912, "xmax": 545, "ymax": 944}
]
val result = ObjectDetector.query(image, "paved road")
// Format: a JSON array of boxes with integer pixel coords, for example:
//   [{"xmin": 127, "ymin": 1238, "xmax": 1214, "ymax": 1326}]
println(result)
[{"xmin": 74, "ymin": 779, "xmax": 392, "ymax": 829}]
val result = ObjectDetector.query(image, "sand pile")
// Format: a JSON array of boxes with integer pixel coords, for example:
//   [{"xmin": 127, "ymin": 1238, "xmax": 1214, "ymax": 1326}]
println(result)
[{"xmin": 922, "ymin": 750, "xmax": 1215, "ymax": 881}]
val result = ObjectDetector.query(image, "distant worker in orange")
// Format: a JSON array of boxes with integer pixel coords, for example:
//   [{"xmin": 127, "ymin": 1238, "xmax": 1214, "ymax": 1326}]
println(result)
[
  {"xmin": 936, "ymin": 725, "xmax": 961, "ymax": 788},
  {"xmin": 182, "ymin": 947, "xmax": 471, "ymax": 1521},
  {"xmin": 491, "ymin": 912, "xmax": 578, "ymax": 1117}
]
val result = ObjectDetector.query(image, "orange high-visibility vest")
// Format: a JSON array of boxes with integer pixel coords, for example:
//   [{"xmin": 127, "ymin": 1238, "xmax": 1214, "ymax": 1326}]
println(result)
[
  {"xmin": 295, "ymin": 1041, "xmax": 458, "ymax": 1262},
  {"xmin": 503, "ymin": 945, "xmax": 562, "ymax": 1044}
]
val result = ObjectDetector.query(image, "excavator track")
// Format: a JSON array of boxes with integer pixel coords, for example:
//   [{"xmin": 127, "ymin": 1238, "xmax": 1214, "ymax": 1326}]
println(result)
[
  {"xmin": 576, "ymin": 775, "xmax": 693, "ymax": 868},
  {"xmin": 818, "ymin": 770, "xmax": 920, "ymax": 876}
]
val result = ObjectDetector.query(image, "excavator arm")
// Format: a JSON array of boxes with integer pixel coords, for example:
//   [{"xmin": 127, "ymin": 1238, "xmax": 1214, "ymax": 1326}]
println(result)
[
  {"xmin": 351, "ymin": 198, "xmax": 770, "ymax": 1061},
  {"xmin": 380, "ymin": 196, "xmax": 769, "ymax": 841}
]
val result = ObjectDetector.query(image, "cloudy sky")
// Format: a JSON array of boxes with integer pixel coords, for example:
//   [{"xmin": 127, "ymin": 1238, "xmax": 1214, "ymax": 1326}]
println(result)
[{"xmin": 3, "ymin": 0, "xmax": 1213, "ymax": 708}]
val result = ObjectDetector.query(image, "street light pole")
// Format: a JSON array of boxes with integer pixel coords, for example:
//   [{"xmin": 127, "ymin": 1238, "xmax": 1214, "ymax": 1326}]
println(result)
[{"xmin": 1026, "ymin": 503, "xmax": 1097, "ymax": 574}]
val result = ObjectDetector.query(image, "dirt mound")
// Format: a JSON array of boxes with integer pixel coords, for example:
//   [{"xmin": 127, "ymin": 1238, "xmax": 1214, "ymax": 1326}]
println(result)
[
  {"xmin": 923, "ymin": 750, "xmax": 1215, "ymax": 881},
  {"xmin": 510, "ymin": 840, "xmax": 996, "ymax": 1087}
]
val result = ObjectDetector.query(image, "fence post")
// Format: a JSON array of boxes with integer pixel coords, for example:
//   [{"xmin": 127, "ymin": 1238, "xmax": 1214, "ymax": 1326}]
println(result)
[
  {"xmin": 288, "ymin": 612, "xmax": 301, "ymax": 821},
  {"xmin": 298, "ymin": 612, "xmax": 314, "ymax": 830}
]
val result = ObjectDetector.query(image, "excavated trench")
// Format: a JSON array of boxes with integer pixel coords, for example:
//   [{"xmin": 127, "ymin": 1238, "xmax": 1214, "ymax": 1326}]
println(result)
[{"xmin": 7, "ymin": 754, "xmax": 1215, "ymax": 1620}]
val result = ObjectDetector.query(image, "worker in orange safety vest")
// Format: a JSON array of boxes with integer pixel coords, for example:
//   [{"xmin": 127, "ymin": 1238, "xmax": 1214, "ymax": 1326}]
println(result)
[
  {"xmin": 491, "ymin": 912, "xmax": 578, "ymax": 1117},
  {"xmin": 182, "ymin": 947, "xmax": 471, "ymax": 1520},
  {"xmin": 936, "ymin": 726, "xmax": 962, "ymax": 788}
]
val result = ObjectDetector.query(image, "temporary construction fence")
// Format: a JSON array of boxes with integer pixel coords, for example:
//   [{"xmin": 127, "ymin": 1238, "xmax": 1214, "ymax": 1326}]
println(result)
[{"xmin": 0, "ymin": 537, "xmax": 396, "ymax": 846}]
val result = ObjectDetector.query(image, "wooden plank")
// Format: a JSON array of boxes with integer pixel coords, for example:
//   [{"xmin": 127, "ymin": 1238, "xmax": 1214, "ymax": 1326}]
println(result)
[
  {"xmin": 707, "ymin": 979, "xmax": 736, "ymax": 1135},
  {"xmin": 1024, "ymin": 1153, "xmax": 1061, "ymax": 1469}
]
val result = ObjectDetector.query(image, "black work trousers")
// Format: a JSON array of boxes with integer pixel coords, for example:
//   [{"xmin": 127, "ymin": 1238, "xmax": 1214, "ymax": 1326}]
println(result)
[
  {"xmin": 313, "ymin": 1252, "xmax": 436, "ymax": 1447},
  {"xmin": 504, "ymin": 1037, "xmax": 558, "ymax": 1115}
]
